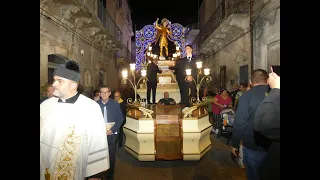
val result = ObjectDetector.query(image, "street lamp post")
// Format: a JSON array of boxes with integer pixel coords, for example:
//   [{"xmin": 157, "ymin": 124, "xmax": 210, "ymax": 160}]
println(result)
[
  {"xmin": 121, "ymin": 63, "xmax": 148, "ymax": 106},
  {"xmin": 185, "ymin": 61, "xmax": 212, "ymax": 105}
]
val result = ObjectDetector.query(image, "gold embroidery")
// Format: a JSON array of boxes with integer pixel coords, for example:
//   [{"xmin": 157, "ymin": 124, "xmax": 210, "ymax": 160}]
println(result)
[{"xmin": 52, "ymin": 126, "xmax": 81, "ymax": 180}]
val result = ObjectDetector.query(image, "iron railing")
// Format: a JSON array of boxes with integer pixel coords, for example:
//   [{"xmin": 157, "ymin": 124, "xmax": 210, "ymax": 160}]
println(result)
[
  {"xmin": 96, "ymin": 0, "xmax": 123, "ymax": 44},
  {"xmin": 192, "ymin": 0, "xmax": 249, "ymax": 46}
]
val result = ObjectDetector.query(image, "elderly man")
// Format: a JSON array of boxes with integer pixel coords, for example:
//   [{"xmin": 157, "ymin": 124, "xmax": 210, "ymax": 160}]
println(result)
[
  {"xmin": 40, "ymin": 60, "xmax": 109, "ymax": 180},
  {"xmin": 97, "ymin": 87, "xmax": 124, "ymax": 180},
  {"xmin": 158, "ymin": 92, "xmax": 176, "ymax": 105}
]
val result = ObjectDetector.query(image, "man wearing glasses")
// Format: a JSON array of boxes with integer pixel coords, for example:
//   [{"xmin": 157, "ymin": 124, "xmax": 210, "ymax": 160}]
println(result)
[{"xmin": 97, "ymin": 86, "xmax": 124, "ymax": 180}]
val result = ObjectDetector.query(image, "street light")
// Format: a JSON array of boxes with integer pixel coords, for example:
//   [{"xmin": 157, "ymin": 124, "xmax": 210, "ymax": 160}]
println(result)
[
  {"xmin": 185, "ymin": 61, "xmax": 212, "ymax": 105},
  {"xmin": 121, "ymin": 63, "xmax": 148, "ymax": 106}
]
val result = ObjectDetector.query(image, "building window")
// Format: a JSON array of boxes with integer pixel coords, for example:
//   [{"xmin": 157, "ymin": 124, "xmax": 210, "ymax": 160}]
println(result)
[{"xmin": 239, "ymin": 65, "xmax": 249, "ymax": 84}]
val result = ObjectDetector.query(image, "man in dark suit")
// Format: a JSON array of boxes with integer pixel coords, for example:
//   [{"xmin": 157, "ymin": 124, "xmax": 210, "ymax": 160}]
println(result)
[
  {"xmin": 254, "ymin": 72, "xmax": 280, "ymax": 180},
  {"xmin": 146, "ymin": 59, "xmax": 162, "ymax": 104},
  {"xmin": 97, "ymin": 86, "xmax": 124, "ymax": 180},
  {"xmin": 169, "ymin": 45, "xmax": 198, "ymax": 106}
]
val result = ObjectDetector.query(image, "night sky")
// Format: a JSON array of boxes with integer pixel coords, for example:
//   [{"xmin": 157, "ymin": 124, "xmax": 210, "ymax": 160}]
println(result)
[{"xmin": 128, "ymin": 0, "xmax": 203, "ymax": 55}]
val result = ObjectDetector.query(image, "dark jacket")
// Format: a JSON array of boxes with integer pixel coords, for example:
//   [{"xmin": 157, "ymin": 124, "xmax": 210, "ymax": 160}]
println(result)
[
  {"xmin": 147, "ymin": 62, "xmax": 162, "ymax": 83},
  {"xmin": 232, "ymin": 85, "xmax": 270, "ymax": 151},
  {"xmin": 254, "ymin": 88, "xmax": 280, "ymax": 180},
  {"xmin": 97, "ymin": 99, "xmax": 124, "ymax": 134},
  {"xmin": 118, "ymin": 100, "xmax": 126, "ymax": 125},
  {"xmin": 169, "ymin": 56, "xmax": 198, "ymax": 82}
]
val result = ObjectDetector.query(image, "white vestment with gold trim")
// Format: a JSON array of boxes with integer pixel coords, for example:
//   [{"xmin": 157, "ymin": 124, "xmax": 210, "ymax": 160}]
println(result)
[{"xmin": 40, "ymin": 95, "xmax": 109, "ymax": 180}]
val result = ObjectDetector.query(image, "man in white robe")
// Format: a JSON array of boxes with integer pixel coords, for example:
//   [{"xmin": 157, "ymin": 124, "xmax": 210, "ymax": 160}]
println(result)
[{"xmin": 40, "ymin": 60, "xmax": 109, "ymax": 180}]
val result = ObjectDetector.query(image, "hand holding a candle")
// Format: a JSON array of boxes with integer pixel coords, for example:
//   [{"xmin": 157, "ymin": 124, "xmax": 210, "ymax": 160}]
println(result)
[{"xmin": 186, "ymin": 75, "xmax": 193, "ymax": 82}]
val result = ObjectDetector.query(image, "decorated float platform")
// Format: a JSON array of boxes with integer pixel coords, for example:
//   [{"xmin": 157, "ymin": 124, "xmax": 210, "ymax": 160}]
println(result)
[{"xmin": 123, "ymin": 104, "xmax": 212, "ymax": 161}]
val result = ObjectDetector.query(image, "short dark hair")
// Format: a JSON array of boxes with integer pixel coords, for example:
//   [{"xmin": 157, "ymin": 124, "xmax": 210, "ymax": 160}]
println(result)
[
  {"xmin": 100, "ymin": 86, "xmax": 111, "ymax": 92},
  {"xmin": 185, "ymin": 45, "xmax": 193, "ymax": 49},
  {"xmin": 251, "ymin": 69, "xmax": 268, "ymax": 84}
]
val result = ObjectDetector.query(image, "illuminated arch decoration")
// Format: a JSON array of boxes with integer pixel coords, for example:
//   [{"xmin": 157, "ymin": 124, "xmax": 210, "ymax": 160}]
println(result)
[{"xmin": 135, "ymin": 20, "xmax": 190, "ymax": 70}]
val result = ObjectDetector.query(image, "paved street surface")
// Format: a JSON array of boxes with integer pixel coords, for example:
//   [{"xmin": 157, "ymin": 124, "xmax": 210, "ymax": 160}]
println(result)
[{"xmin": 114, "ymin": 135, "xmax": 246, "ymax": 180}]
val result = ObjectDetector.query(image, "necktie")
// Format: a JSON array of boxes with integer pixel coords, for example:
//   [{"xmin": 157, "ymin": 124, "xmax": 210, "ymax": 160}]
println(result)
[{"xmin": 103, "ymin": 106, "xmax": 108, "ymax": 123}]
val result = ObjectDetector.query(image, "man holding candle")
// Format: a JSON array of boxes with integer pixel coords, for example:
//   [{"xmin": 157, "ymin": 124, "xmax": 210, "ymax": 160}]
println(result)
[
  {"xmin": 147, "ymin": 58, "xmax": 162, "ymax": 104},
  {"xmin": 170, "ymin": 45, "xmax": 198, "ymax": 106}
]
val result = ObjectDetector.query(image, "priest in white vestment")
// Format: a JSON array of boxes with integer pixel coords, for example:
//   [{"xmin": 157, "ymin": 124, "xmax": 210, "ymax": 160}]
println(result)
[{"xmin": 40, "ymin": 60, "xmax": 109, "ymax": 180}]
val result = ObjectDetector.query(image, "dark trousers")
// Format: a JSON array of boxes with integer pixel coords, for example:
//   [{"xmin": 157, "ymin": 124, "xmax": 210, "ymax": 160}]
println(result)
[
  {"xmin": 147, "ymin": 81, "xmax": 157, "ymax": 103},
  {"xmin": 117, "ymin": 125, "xmax": 125, "ymax": 148},
  {"xmin": 177, "ymin": 79, "xmax": 196, "ymax": 106},
  {"xmin": 188, "ymin": 81, "xmax": 197, "ymax": 101},
  {"xmin": 177, "ymin": 79, "xmax": 187, "ymax": 103},
  {"xmin": 107, "ymin": 134, "xmax": 118, "ymax": 179},
  {"xmin": 243, "ymin": 146, "xmax": 267, "ymax": 180}
]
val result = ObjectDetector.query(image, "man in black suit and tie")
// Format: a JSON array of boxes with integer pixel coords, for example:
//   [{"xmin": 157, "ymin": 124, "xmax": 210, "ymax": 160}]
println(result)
[
  {"xmin": 169, "ymin": 45, "xmax": 198, "ymax": 106},
  {"xmin": 147, "ymin": 59, "xmax": 162, "ymax": 104}
]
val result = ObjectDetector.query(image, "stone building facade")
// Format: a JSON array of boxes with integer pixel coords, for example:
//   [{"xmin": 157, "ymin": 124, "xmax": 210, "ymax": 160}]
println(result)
[
  {"xmin": 194, "ymin": 0, "xmax": 280, "ymax": 91},
  {"xmin": 252, "ymin": 0, "xmax": 280, "ymax": 73},
  {"xmin": 40, "ymin": 0, "xmax": 134, "ymax": 96}
]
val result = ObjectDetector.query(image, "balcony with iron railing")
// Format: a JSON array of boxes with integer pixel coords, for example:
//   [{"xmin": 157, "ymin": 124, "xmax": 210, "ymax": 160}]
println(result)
[
  {"xmin": 192, "ymin": 0, "xmax": 249, "ymax": 48},
  {"xmin": 40, "ymin": 0, "xmax": 123, "ymax": 51},
  {"xmin": 96, "ymin": 0, "xmax": 123, "ymax": 45}
]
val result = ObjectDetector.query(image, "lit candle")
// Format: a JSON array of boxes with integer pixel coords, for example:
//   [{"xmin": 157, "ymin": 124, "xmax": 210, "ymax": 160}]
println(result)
[
  {"xmin": 176, "ymin": 46, "xmax": 179, "ymax": 51},
  {"xmin": 148, "ymin": 60, "xmax": 151, "ymax": 63},
  {"xmin": 196, "ymin": 61, "xmax": 202, "ymax": 69},
  {"xmin": 141, "ymin": 69, "xmax": 147, "ymax": 77},
  {"xmin": 130, "ymin": 63, "xmax": 136, "ymax": 71},
  {"xmin": 173, "ymin": 53, "xmax": 177, "ymax": 58},
  {"xmin": 153, "ymin": 54, "xmax": 157, "ymax": 59},
  {"xmin": 186, "ymin": 69, "xmax": 191, "ymax": 76},
  {"xmin": 204, "ymin": 68, "xmax": 210, "ymax": 75},
  {"xmin": 122, "ymin": 70, "xmax": 128, "ymax": 78},
  {"xmin": 176, "ymin": 52, "xmax": 180, "ymax": 56},
  {"xmin": 148, "ymin": 46, "xmax": 152, "ymax": 51},
  {"xmin": 147, "ymin": 52, "xmax": 150, "ymax": 56}
]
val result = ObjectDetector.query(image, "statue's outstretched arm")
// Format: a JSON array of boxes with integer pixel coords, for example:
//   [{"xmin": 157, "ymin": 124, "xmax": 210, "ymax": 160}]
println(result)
[{"xmin": 155, "ymin": 18, "xmax": 162, "ymax": 30}]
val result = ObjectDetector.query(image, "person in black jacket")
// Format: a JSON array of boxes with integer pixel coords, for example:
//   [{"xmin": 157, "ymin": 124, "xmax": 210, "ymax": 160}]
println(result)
[
  {"xmin": 169, "ymin": 45, "xmax": 198, "ymax": 106},
  {"xmin": 231, "ymin": 69, "xmax": 269, "ymax": 180},
  {"xmin": 254, "ymin": 72, "xmax": 280, "ymax": 180},
  {"xmin": 146, "ymin": 59, "xmax": 162, "ymax": 104},
  {"xmin": 114, "ymin": 90, "xmax": 126, "ymax": 148}
]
